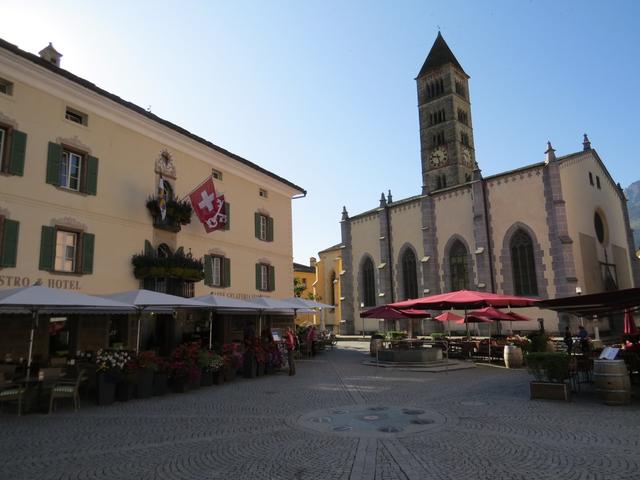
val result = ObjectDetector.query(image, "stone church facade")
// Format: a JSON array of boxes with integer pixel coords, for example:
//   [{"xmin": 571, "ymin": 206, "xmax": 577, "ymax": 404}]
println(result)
[{"xmin": 325, "ymin": 33, "xmax": 640, "ymax": 335}]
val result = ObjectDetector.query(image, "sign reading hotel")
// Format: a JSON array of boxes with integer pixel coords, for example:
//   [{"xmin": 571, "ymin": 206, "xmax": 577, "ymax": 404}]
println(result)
[{"xmin": 188, "ymin": 176, "xmax": 226, "ymax": 233}]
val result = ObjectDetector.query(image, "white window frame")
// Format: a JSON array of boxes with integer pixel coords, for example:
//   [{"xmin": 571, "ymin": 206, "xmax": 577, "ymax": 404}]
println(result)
[
  {"xmin": 259, "ymin": 215, "xmax": 267, "ymax": 241},
  {"xmin": 60, "ymin": 150, "xmax": 82, "ymax": 191},
  {"xmin": 55, "ymin": 230, "xmax": 78, "ymax": 273},
  {"xmin": 259, "ymin": 188, "xmax": 268, "ymax": 198},
  {"xmin": 260, "ymin": 264, "xmax": 269, "ymax": 291},
  {"xmin": 65, "ymin": 107, "xmax": 87, "ymax": 126},
  {"xmin": 211, "ymin": 256, "xmax": 222, "ymax": 287},
  {"xmin": 0, "ymin": 78, "xmax": 13, "ymax": 96},
  {"xmin": 212, "ymin": 169, "xmax": 223, "ymax": 181}
]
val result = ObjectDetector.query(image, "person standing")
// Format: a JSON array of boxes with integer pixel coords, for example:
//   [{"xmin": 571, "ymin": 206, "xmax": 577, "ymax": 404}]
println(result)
[
  {"xmin": 285, "ymin": 327, "xmax": 297, "ymax": 376},
  {"xmin": 307, "ymin": 326, "xmax": 317, "ymax": 357},
  {"xmin": 563, "ymin": 326, "xmax": 573, "ymax": 354},
  {"xmin": 578, "ymin": 325, "xmax": 590, "ymax": 353}
]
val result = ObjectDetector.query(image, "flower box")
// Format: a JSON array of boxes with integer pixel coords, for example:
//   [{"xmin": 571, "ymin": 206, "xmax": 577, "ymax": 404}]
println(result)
[
  {"xmin": 529, "ymin": 381, "xmax": 571, "ymax": 401},
  {"xmin": 136, "ymin": 369, "xmax": 154, "ymax": 399},
  {"xmin": 200, "ymin": 370, "xmax": 214, "ymax": 387},
  {"xmin": 243, "ymin": 352, "xmax": 257, "ymax": 379},
  {"xmin": 96, "ymin": 373, "xmax": 117, "ymax": 406},
  {"xmin": 212, "ymin": 370, "xmax": 224, "ymax": 385},
  {"xmin": 116, "ymin": 381, "xmax": 136, "ymax": 402},
  {"xmin": 153, "ymin": 372, "xmax": 168, "ymax": 396},
  {"xmin": 223, "ymin": 364, "xmax": 236, "ymax": 382},
  {"xmin": 170, "ymin": 377, "xmax": 190, "ymax": 393}
]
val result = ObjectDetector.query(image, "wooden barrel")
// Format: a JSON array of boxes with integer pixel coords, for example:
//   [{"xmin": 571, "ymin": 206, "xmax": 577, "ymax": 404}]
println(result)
[
  {"xmin": 593, "ymin": 360, "xmax": 630, "ymax": 405},
  {"xmin": 503, "ymin": 345, "xmax": 523, "ymax": 368}
]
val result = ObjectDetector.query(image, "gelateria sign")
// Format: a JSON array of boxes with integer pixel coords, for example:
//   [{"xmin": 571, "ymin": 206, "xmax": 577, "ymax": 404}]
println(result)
[{"xmin": 0, "ymin": 275, "xmax": 81, "ymax": 290}]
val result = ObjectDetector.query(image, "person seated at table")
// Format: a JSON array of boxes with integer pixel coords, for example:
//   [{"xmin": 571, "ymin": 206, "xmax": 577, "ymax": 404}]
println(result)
[{"xmin": 578, "ymin": 326, "xmax": 590, "ymax": 353}]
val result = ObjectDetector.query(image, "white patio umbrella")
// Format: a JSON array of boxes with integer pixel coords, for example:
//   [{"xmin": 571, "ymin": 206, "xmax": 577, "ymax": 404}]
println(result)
[
  {"xmin": 100, "ymin": 289, "xmax": 209, "ymax": 353},
  {"xmin": 0, "ymin": 285, "xmax": 135, "ymax": 381},
  {"xmin": 192, "ymin": 294, "xmax": 260, "ymax": 349},
  {"xmin": 246, "ymin": 297, "xmax": 298, "ymax": 334},
  {"xmin": 281, "ymin": 297, "xmax": 335, "ymax": 329}
]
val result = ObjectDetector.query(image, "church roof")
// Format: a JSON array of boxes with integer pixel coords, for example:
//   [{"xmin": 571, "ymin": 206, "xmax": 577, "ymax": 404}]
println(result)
[
  {"xmin": 417, "ymin": 32, "xmax": 468, "ymax": 78},
  {"xmin": 293, "ymin": 262, "xmax": 315, "ymax": 273},
  {"xmin": 318, "ymin": 243, "xmax": 344, "ymax": 254}
]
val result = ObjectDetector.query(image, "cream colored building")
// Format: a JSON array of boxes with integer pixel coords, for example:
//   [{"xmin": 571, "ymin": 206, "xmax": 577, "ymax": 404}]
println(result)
[
  {"xmin": 324, "ymin": 33, "xmax": 639, "ymax": 336},
  {"xmin": 313, "ymin": 246, "xmax": 342, "ymax": 332},
  {"xmin": 0, "ymin": 39, "xmax": 304, "ymax": 358}
]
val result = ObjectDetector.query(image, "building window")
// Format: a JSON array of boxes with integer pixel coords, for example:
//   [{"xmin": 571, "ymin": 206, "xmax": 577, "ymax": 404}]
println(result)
[
  {"xmin": 589, "ymin": 172, "xmax": 594, "ymax": 186},
  {"xmin": 594, "ymin": 211, "xmax": 607, "ymax": 244},
  {"xmin": 256, "ymin": 263, "xmax": 275, "ymax": 292},
  {"xmin": 460, "ymin": 132, "xmax": 470, "ymax": 146},
  {"xmin": 0, "ymin": 127, "xmax": 5, "ymax": 167},
  {"xmin": 361, "ymin": 257, "xmax": 376, "ymax": 307},
  {"xmin": 0, "ymin": 77, "xmax": 13, "ymax": 96},
  {"xmin": 255, "ymin": 213, "xmax": 273, "ymax": 241},
  {"xmin": 596, "ymin": 176, "xmax": 601, "ymax": 189},
  {"xmin": 432, "ymin": 131, "xmax": 445, "ymax": 147},
  {"xmin": 212, "ymin": 169, "xmax": 223, "ymax": 180},
  {"xmin": 402, "ymin": 249, "xmax": 418, "ymax": 300},
  {"xmin": 455, "ymin": 80, "xmax": 466, "ymax": 98},
  {"xmin": 65, "ymin": 107, "xmax": 88, "ymax": 126},
  {"xmin": 60, "ymin": 150, "xmax": 82, "ymax": 191},
  {"xmin": 449, "ymin": 240, "xmax": 469, "ymax": 291},
  {"xmin": 0, "ymin": 125, "xmax": 27, "ymax": 176},
  {"xmin": 457, "ymin": 109, "xmax": 469, "ymax": 125},
  {"xmin": 55, "ymin": 230, "xmax": 78, "ymax": 272},
  {"xmin": 205, "ymin": 254, "xmax": 230, "ymax": 288},
  {"xmin": 510, "ymin": 229, "xmax": 538, "ymax": 296},
  {"xmin": 259, "ymin": 188, "xmax": 268, "ymax": 198},
  {"xmin": 0, "ymin": 216, "xmax": 20, "ymax": 268}
]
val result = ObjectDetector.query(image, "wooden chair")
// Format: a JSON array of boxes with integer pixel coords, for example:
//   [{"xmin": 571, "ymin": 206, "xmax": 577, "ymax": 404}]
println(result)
[{"xmin": 48, "ymin": 369, "xmax": 85, "ymax": 414}]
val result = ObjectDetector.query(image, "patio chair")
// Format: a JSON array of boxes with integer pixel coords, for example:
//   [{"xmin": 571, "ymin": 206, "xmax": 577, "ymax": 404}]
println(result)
[
  {"xmin": 48, "ymin": 369, "xmax": 86, "ymax": 414},
  {"xmin": 0, "ymin": 382, "xmax": 26, "ymax": 415}
]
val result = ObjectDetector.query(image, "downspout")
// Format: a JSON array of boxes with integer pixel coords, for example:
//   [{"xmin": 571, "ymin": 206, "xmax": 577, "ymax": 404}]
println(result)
[{"xmin": 482, "ymin": 179, "xmax": 496, "ymax": 293}]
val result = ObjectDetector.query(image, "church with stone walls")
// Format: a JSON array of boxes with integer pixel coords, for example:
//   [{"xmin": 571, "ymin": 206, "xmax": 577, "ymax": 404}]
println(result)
[{"xmin": 320, "ymin": 33, "xmax": 640, "ymax": 336}]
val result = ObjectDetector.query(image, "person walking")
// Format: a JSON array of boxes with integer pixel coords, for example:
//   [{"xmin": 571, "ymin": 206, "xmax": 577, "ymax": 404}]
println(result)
[
  {"xmin": 285, "ymin": 327, "xmax": 297, "ymax": 376},
  {"xmin": 307, "ymin": 326, "xmax": 317, "ymax": 357},
  {"xmin": 563, "ymin": 326, "xmax": 573, "ymax": 354}
]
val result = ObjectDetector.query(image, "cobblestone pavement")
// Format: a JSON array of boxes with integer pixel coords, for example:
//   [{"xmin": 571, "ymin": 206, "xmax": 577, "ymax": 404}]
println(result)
[{"xmin": 1, "ymin": 342, "xmax": 639, "ymax": 480}]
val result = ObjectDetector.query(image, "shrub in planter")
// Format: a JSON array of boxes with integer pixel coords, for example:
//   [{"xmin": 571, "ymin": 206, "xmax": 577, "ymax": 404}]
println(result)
[
  {"xmin": 153, "ymin": 370, "xmax": 169, "ymax": 396},
  {"xmin": 96, "ymin": 372, "xmax": 117, "ymax": 406},
  {"xmin": 526, "ymin": 332, "xmax": 551, "ymax": 353},
  {"xmin": 135, "ymin": 351, "xmax": 160, "ymax": 399},
  {"xmin": 431, "ymin": 333, "xmax": 447, "ymax": 342},
  {"xmin": 95, "ymin": 349, "xmax": 134, "ymax": 405},
  {"xmin": 525, "ymin": 352, "xmax": 570, "ymax": 383},
  {"xmin": 223, "ymin": 343, "xmax": 243, "ymax": 376}
]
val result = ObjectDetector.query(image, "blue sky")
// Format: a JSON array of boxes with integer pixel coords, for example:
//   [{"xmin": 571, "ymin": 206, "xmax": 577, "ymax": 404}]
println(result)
[{"xmin": 4, "ymin": 0, "xmax": 639, "ymax": 264}]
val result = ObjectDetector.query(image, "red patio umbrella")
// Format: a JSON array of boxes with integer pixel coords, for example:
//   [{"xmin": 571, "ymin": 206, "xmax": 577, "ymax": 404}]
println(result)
[
  {"xmin": 390, "ymin": 290, "xmax": 536, "ymax": 338},
  {"xmin": 624, "ymin": 309, "xmax": 638, "ymax": 335},
  {"xmin": 456, "ymin": 315, "xmax": 493, "ymax": 324},
  {"xmin": 434, "ymin": 311, "xmax": 464, "ymax": 336},
  {"xmin": 360, "ymin": 305, "xmax": 431, "ymax": 319}
]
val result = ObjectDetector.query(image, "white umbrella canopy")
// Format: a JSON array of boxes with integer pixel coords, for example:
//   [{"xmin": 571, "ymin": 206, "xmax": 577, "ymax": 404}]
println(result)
[
  {"xmin": 192, "ymin": 294, "xmax": 260, "ymax": 311},
  {"xmin": 280, "ymin": 297, "xmax": 335, "ymax": 310},
  {"xmin": 246, "ymin": 297, "xmax": 298, "ymax": 311},
  {"xmin": 100, "ymin": 289, "xmax": 210, "ymax": 353},
  {"xmin": 0, "ymin": 285, "xmax": 135, "ymax": 381}
]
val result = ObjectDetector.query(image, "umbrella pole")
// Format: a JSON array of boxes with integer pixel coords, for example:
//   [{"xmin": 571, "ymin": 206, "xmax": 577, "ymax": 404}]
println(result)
[
  {"xmin": 209, "ymin": 310, "xmax": 214, "ymax": 350},
  {"xmin": 26, "ymin": 309, "xmax": 38, "ymax": 383},
  {"xmin": 135, "ymin": 309, "xmax": 143, "ymax": 354},
  {"xmin": 465, "ymin": 308, "xmax": 469, "ymax": 339}
]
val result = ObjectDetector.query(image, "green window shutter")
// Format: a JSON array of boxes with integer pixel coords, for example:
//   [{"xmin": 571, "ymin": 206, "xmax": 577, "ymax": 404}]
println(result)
[
  {"xmin": 46, "ymin": 142, "xmax": 62, "ymax": 185},
  {"xmin": 144, "ymin": 239, "xmax": 154, "ymax": 256},
  {"xmin": 81, "ymin": 233, "xmax": 95, "ymax": 274},
  {"xmin": 8, "ymin": 130, "xmax": 27, "ymax": 176},
  {"xmin": 223, "ymin": 257, "xmax": 231, "ymax": 287},
  {"xmin": 0, "ymin": 219, "xmax": 19, "ymax": 267},
  {"xmin": 204, "ymin": 255, "xmax": 213, "ymax": 286},
  {"xmin": 255, "ymin": 264, "xmax": 261, "ymax": 290},
  {"xmin": 254, "ymin": 213, "xmax": 260, "ymax": 239},
  {"xmin": 268, "ymin": 265, "xmax": 275, "ymax": 292},
  {"xmin": 39, "ymin": 226, "xmax": 55, "ymax": 270},
  {"xmin": 85, "ymin": 155, "xmax": 99, "ymax": 195},
  {"xmin": 267, "ymin": 217, "xmax": 274, "ymax": 242},
  {"xmin": 224, "ymin": 202, "xmax": 230, "ymax": 230}
]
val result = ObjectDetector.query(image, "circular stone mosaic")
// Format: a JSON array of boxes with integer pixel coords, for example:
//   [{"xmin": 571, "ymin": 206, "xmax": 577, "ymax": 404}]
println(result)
[{"xmin": 296, "ymin": 405, "xmax": 445, "ymax": 438}]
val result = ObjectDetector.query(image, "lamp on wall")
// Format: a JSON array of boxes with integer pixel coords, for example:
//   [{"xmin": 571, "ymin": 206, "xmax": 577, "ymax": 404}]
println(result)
[{"xmin": 360, "ymin": 302, "xmax": 365, "ymax": 338}]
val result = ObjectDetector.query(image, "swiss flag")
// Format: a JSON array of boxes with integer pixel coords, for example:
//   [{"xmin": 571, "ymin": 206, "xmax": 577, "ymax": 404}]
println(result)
[{"xmin": 188, "ymin": 177, "xmax": 226, "ymax": 233}]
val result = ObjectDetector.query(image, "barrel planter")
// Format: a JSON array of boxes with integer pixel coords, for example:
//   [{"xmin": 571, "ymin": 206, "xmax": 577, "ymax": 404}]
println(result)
[
  {"xmin": 243, "ymin": 352, "xmax": 256, "ymax": 379},
  {"xmin": 169, "ymin": 377, "xmax": 190, "ymax": 393},
  {"xmin": 504, "ymin": 345, "xmax": 523, "ymax": 368},
  {"xmin": 200, "ymin": 370, "xmax": 214, "ymax": 387},
  {"xmin": 212, "ymin": 370, "xmax": 224, "ymax": 385},
  {"xmin": 116, "ymin": 381, "xmax": 136, "ymax": 402},
  {"xmin": 223, "ymin": 364, "xmax": 236, "ymax": 382},
  {"xmin": 593, "ymin": 360, "xmax": 630, "ymax": 406},
  {"xmin": 370, "ymin": 337, "xmax": 384, "ymax": 357}
]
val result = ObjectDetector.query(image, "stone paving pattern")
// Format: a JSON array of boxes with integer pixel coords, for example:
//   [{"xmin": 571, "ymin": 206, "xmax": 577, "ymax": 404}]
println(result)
[{"xmin": 1, "ymin": 341, "xmax": 639, "ymax": 479}]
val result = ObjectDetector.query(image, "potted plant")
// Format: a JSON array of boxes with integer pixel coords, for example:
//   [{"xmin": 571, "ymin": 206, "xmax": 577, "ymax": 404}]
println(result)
[
  {"xmin": 95, "ymin": 349, "xmax": 131, "ymax": 406},
  {"xmin": 168, "ymin": 342, "xmax": 202, "ymax": 392},
  {"xmin": 198, "ymin": 350, "xmax": 214, "ymax": 386},
  {"xmin": 153, "ymin": 357, "xmax": 169, "ymax": 396},
  {"xmin": 167, "ymin": 359, "xmax": 191, "ymax": 393},
  {"xmin": 526, "ymin": 352, "xmax": 571, "ymax": 401},
  {"xmin": 135, "ymin": 351, "xmax": 159, "ymax": 399},
  {"xmin": 222, "ymin": 343, "xmax": 242, "ymax": 381},
  {"xmin": 210, "ymin": 354, "xmax": 225, "ymax": 385},
  {"xmin": 146, "ymin": 196, "xmax": 193, "ymax": 232}
]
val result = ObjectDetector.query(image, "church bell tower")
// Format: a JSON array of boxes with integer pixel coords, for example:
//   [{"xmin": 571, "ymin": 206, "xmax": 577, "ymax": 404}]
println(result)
[{"xmin": 416, "ymin": 33, "xmax": 476, "ymax": 192}]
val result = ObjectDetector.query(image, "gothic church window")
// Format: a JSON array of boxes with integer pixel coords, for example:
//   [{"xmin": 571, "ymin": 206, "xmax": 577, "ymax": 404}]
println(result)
[
  {"xmin": 402, "ymin": 249, "xmax": 418, "ymax": 300},
  {"xmin": 510, "ymin": 229, "xmax": 538, "ymax": 296},
  {"xmin": 449, "ymin": 240, "xmax": 469, "ymax": 291},
  {"xmin": 361, "ymin": 257, "xmax": 376, "ymax": 307}
]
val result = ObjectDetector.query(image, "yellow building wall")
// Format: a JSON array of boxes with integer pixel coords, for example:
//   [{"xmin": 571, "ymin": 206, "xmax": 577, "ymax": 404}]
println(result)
[
  {"xmin": 0, "ymin": 49, "xmax": 300, "ymax": 299},
  {"xmin": 294, "ymin": 269, "xmax": 316, "ymax": 326},
  {"xmin": 315, "ymin": 248, "xmax": 342, "ymax": 332}
]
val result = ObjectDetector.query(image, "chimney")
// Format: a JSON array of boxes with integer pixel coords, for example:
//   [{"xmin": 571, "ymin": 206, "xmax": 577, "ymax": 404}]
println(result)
[
  {"xmin": 309, "ymin": 257, "xmax": 317, "ymax": 268},
  {"xmin": 39, "ymin": 43, "xmax": 62, "ymax": 67}
]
